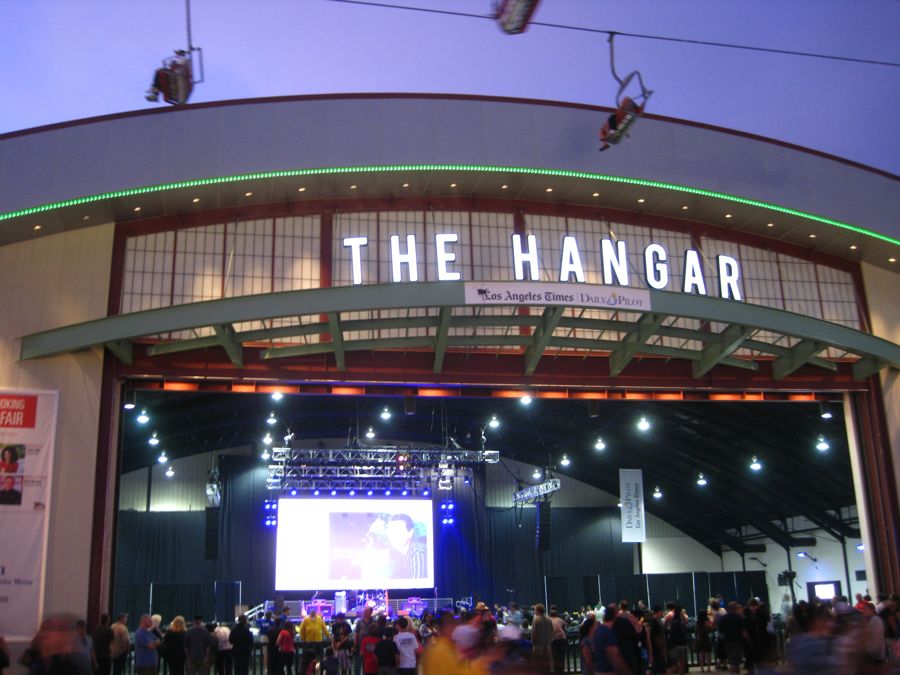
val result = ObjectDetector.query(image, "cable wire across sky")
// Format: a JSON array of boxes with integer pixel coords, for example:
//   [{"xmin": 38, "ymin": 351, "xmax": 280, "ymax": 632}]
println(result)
[{"xmin": 325, "ymin": 0, "xmax": 900, "ymax": 68}]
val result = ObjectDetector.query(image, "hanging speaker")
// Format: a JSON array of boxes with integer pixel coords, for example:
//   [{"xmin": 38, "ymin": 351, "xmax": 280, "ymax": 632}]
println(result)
[
  {"xmin": 205, "ymin": 507, "xmax": 219, "ymax": 559},
  {"xmin": 535, "ymin": 501, "xmax": 552, "ymax": 551}
]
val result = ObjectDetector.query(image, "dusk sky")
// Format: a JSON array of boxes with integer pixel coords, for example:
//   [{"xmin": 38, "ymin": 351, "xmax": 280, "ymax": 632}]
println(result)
[{"xmin": 1, "ymin": 0, "xmax": 898, "ymax": 174}]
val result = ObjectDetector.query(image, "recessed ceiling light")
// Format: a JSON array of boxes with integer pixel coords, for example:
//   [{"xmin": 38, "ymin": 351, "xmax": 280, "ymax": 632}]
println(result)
[
  {"xmin": 450, "ymin": 183, "xmax": 457, "ymax": 188},
  {"xmin": 849, "ymin": 245, "xmax": 857, "ymax": 250},
  {"xmin": 725, "ymin": 213, "xmax": 733, "ymax": 219},
  {"xmin": 501, "ymin": 184, "xmax": 509, "ymax": 190},
  {"xmin": 82, "ymin": 215, "xmax": 90, "ymax": 221},
  {"xmin": 133, "ymin": 206, "xmax": 141, "ymax": 213},
  {"xmin": 766, "ymin": 222, "xmax": 774, "ymax": 228},
  {"xmin": 809, "ymin": 234, "xmax": 816, "ymax": 239},
  {"xmin": 402, "ymin": 183, "xmax": 409, "ymax": 188},
  {"xmin": 889, "ymin": 257, "xmax": 897, "ymax": 263},
  {"xmin": 192, "ymin": 197, "xmax": 200, "ymax": 203},
  {"xmin": 592, "ymin": 192, "xmax": 600, "ymax": 197},
  {"xmin": 297, "ymin": 187, "xmax": 306, "ymax": 192},
  {"xmin": 244, "ymin": 191, "xmax": 253, "ymax": 197},
  {"xmin": 545, "ymin": 187, "xmax": 553, "ymax": 193},
  {"xmin": 681, "ymin": 205, "xmax": 689, "ymax": 210},
  {"xmin": 350, "ymin": 185, "xmax": 357, "ymax": 190},
  {"xmin": 33, "ymin": 224, "xmax": 42, "ymax": 231},
  {"xmin": 637, "ymin": 198, "xmax": 645, "ymax": 203}
]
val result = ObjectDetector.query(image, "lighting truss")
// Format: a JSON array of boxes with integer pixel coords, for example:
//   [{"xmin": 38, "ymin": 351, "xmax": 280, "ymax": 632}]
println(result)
[{"xmin": 266, "ymin": 446, "xmax": 498, "ymax": 493}]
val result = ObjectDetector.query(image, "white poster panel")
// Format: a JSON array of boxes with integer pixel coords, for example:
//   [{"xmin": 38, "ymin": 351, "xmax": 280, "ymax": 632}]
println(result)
[
  {"xmin": 464, "ymin": 281, "xmax": 651, "ymax": 311},
  {"xmin": 0, "ymin": 389, "xmax": 58, "ymax": 640},
  {"xmin": 619, "ymin": 468, "xmax": 646, "ymax": 543}
]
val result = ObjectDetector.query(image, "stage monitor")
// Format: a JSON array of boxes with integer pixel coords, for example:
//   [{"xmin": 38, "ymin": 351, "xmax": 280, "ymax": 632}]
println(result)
[{"xmin": 275, "ymin": 498, "xmax": 435, "ymax": 591}]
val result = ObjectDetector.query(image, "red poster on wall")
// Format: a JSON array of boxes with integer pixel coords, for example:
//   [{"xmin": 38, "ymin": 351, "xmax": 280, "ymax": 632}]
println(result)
[{"xmin": 0, "ymin": 389, "xmax": 58, "ymax": 640}]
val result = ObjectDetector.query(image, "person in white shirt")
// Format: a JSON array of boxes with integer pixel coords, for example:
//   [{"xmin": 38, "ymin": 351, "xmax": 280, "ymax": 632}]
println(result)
[{"xmin": 392, "ymin": 617, "xmax": 420, "ymax": 675}]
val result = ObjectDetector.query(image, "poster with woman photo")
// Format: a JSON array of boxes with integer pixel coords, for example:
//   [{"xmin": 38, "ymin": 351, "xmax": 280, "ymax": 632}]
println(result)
[{"xmin": 0, "ymin": 444, "xmax": 25, "ymax": 473}]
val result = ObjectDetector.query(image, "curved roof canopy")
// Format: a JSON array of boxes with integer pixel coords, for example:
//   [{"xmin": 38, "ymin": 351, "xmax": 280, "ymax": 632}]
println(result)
[{"xmin": 21, "ymin": 282, "xmax": 900, "ymax": 381}]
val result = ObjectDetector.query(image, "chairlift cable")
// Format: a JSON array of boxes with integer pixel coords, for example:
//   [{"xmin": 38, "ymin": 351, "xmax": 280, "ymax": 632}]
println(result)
[{"xmin": 323, "ymin": 0, "xmax": 900, "ymax": 68}]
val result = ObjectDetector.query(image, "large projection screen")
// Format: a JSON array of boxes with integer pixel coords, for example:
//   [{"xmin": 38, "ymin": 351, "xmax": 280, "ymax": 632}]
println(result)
[{"xmin": 275, "ymin": 498, "xmax": 435, "ymax": 590}]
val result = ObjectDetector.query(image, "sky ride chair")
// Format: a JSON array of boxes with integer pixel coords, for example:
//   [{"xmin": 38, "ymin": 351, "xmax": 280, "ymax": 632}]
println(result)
[
  {"xmin": 494, "ymin": 0, "xmax": 541, "ymax": 35},
  {"xmin": 599, "ymin": 34, "xmax": 653, "ymax": 151},
  {"xmin": 146, "ymin": 48, "xmax": 204, "ymax": 106}
]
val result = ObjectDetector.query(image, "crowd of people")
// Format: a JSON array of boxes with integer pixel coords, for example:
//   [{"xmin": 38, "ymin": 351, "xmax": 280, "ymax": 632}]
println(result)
[{"xmin": 5, "ymin": 591, "xmax": 898, "ymax": 675}]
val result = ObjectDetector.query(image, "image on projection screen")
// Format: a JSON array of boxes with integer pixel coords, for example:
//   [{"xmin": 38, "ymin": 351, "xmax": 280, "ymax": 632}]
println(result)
[{"xmin": 275, "ymin": 498, "xmax": 434, "ymax": 590}]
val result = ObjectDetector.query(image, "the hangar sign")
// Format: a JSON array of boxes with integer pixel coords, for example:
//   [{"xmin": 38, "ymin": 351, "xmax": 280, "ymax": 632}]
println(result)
[{"xmin": 343, "ymin": 233, "xmax": 743, "ymax": 300}]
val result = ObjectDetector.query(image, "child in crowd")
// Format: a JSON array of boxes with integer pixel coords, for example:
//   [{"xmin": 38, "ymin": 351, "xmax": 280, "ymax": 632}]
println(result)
[{"xmin": 373, "ymin": 626, "xmax": 399, "ymax": 675}]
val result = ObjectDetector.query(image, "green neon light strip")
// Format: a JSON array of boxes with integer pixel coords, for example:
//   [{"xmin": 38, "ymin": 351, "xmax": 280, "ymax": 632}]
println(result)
[{"xmin": 1, "ymin": 164, "xmax": 897, "ymax": 246}]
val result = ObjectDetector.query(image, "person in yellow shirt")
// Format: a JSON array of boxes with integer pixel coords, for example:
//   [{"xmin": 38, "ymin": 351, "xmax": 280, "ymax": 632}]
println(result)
[
  {"xmin": 299, "ymin": 608, "xmax": 329, "ymax": 643},
  {"xmin": 422, "ymin": 610, "xmax": 501, "ymax": 675},
  {"xmin": 298, "ymin": 607, "xmax": 330, "ymax": 669}
]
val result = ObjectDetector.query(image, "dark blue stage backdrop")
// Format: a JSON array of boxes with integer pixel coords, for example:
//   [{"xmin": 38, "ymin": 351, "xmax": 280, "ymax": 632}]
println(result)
[{"xmin": 114, "ymin": 456, "xmax": 765, "ymax": 624}]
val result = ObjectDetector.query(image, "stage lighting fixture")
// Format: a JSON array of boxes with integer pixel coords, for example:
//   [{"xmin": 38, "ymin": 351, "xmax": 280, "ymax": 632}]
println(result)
[
  {"xmin": 463, "ymin": 476, "xmax": 471, "ymax": 485},
  {"xmin": 260, "ymin": 449, "xmax": 270, "ymax": 460},
  {"xmin": 401, "ymin": 489, "xmax": 408, "ymax": 496},
  {"xmin": 588, "ymin": 400, "xmax": 600, "ymax": 418},
  {"xmin": 271, "ymin": 392, "xmax": 283, "ymax": 401},
  {"xmin": 423, "ymin": 489, "xmax": 430, "ymax": 496},
  {"xmin": 367, "ymin": 490, "xmax": 374, "ymax": 496},
  {"xmin": 595, "ymin": 438, "xmax": 606, "ymax": 451},
  {"xmin": 440, "ymin": 503, "xmax": 447, "ymax": 510},
  {"xmin": 448, "ymin": 503, "xmax": 454, "ymax": 511},
  {"xmin": 819, "ymin": 403, "xmax": 833, "ymax": 419},
  {"xmin": 637, "ymin": 416, "xmax": 650, "ymax": 432},
  {"xmin": 488, "ymin": 415, "xmax": 500, "ymax": 429},
  {"xmin": 349, "ymin": 490, "xmax": 356, "ymax": 496},
  {"xmin": 816, "ymin": 436, "xmax": 830, "ymax": 451},
  {"xmin": 856, "ymin": 543, "xmax": 865, "ymax": 551},
  {"xmin": 165, "ymin": 467, "xmax": 174, "ymax": 478},
  {"xmin": 652, "ymin": 486, "xmax": 662, "ymax": 499},
  {"xmin": 137, "ymin": 409, "xmax": 150, "ymax": 424},
  {"xmin": 385, "ymin": 490, "xmax": 392, "ymax": 496},
  {"xmin": 750, "ymin": 456, "xmax": 762, "ymax": 471},
  {"xmin": 290, "ymin": 489, "xmax": 297, "ymax": 496},
  {"xmin": 532, "ymin": 468, "xmax": 542, "ymax": 480},
  {"xmin": 617, "ymin": 501, "xmax": 622, "ymax": 508},
  {"xmin": 448, "ymin": 518, "xmax": 454, "ymax": 524},
  {"xmin": 438, "ymin": 477, "xmax": 453, "ymax": 491},
  {"xmin": 380, "ymin": 407, "xmax": 392, "ymax": 420},
  {"xmin": 313, "ymin": 489, "xmax": 320, "ymax": 496},
  {"xmin": 442, "ymin": 518, "xmax": 449, "ymax": 524},
  {"xmin": 366, "ymin": 427, "xmax": 375, "ymax": 439},
  {"xmin": 796, "ymin": 552, "xmax": 818, "ymax": 562},
  {"xmin": 560, "ymin": 454, "xmax": 571, "ymax": 467},
  {"xmin": 520, "ymin": 394, "xmax": 532, "ymax": 406},
  {"xmin": 696, "ymin": 473, "xmax": 708, "ymax": 486},
  {"xmin": 122, "ymin": 391, "xmax": 136, "ymax": 410},
  {"xmin": 267, "ymin": 412, "xmax": 277, "ymax": 425},
  {"xmin": 330, "ymin": 490, "xmax": 337, "ymax": 496},
  {"xmin": 271, "ymin": 502, "xmax": 277, "ymax": 511},
  {"xmin": 148, "ymin": 432, "xmax": 159, "ymax": 446},
  {"xmin": 263, "ymin": 432, "xmax": 273, "ymax": 445},
  {"xmin": 157, "ymin": 451, "xmax": 168, "ymax": 464},
  {"xmin": 404, "ymin": 397, "xmax": 416, "ymax": 415},
  {"xmin": 265, "ymin": 503, "xmax": 271, "ymax": 510}
]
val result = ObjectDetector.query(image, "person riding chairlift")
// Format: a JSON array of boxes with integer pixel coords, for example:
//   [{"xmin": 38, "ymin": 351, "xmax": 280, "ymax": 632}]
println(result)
[
  {"xmin": 598, "ymin": 96, "xmax": 643, "ymax": 152},
  {"xmin": 146, "ymin": 50, "xmax": 192, "ymax": 104}
]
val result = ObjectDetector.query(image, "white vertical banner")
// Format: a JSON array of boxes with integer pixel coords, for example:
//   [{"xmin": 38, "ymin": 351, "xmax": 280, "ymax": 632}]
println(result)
[
  {"xmin": 0, "ymin": 389, "xmax": 58, "ymax": 640},
  {"xmin": 619, "ymin": 469, "xmax": 646, "ymax": 543}
]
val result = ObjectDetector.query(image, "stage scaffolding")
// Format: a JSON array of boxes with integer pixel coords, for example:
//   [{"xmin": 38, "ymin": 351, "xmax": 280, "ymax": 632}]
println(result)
[{"xmin": 266, "ymin": 446, "xmax": 499, "ymax": 492}]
